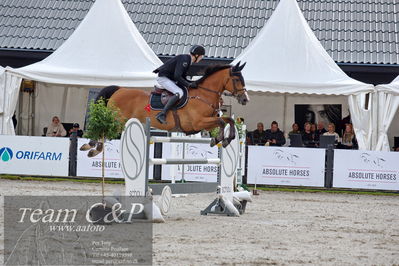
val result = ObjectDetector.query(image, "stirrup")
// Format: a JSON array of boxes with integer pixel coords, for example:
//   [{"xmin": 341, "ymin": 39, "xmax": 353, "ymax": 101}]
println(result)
[{"xmin": 156, "ymin": 112, "xmax": 167, "ymax": 124}]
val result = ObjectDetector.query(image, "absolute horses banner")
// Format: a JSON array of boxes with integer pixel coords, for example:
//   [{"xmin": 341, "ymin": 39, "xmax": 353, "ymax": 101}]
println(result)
[
  {"xmin": 333, "ymin": 149, "xmax": 399, "ymax": 190},
  {"xmin": 247, "ymin": 146, "xmax": 325, "ymax": 187}
]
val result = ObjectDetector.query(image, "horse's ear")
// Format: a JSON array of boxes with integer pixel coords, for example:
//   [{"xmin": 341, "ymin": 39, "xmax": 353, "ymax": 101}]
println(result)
[
  {"xmin": 232, "ymin": 61, "xmax": 241, "ymax": 72},
  {"xmin": 238, "ymin": 62, "xmax": 246, "ymax": 71}
]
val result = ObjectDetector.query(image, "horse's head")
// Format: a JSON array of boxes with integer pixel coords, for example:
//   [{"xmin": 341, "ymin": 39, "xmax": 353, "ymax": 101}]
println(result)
[{"xmin": 225, "ymin": 62, "xmax": 249, "ymax": 105}]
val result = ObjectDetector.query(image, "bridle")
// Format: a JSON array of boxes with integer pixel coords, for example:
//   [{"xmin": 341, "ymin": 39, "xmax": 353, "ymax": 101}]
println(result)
[
  {"xmin": 197, "ymin": 68, "xmax": 246, "ymax": 97},
  {"xmin": 190, "ymin": 67, "xmax": 247, "ymax": 115}
]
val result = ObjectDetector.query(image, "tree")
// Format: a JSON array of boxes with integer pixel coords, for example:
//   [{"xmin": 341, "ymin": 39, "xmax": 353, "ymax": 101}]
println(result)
[{"xmin": 84, "ymin": 98, "xmax": 126, "ymax": 198}]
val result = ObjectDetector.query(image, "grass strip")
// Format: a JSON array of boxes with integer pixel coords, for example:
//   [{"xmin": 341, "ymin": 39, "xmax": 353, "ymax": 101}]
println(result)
[{"xmin": 1, "ymin": 175, "xmax": 398, "ymax": 196}]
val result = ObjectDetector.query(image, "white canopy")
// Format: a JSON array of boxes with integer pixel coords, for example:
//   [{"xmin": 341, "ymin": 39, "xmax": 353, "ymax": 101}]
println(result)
[
  {"xmin": 232, "ymin": 0, "xmax": 375, "ymax": 150},
  {"xmin": 375, "ymin": 77, "xmax": 399, "ymax": 151},
  {"xmin": 233, "ymin": 0, "xmax": 373, "ymax": 96},
  {"xmin": 1, "ymin": 0, "xmax": 162, "ymax": 135},
  {"xmin": 7, "ymin": 0, "xmax": 162, "ymax": 87},
  {"xmin": 377, "ymin": 76, "xmax": 399, "ymax": 95}
]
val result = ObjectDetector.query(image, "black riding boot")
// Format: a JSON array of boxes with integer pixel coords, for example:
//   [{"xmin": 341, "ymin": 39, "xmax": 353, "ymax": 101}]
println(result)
[{"xmin": 156, "ymin": 94, "xmax": 180, "ymax": 124}]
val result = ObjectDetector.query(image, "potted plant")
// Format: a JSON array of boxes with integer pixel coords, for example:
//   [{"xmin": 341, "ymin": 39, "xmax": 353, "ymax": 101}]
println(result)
[{"xmin": 84, "ymin": 98, "xmax": 126, "ymax": 223}]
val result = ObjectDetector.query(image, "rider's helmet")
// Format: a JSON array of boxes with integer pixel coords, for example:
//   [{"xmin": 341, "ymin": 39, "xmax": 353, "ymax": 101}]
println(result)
[{"xmin": 189, "ymin": 45, "xmax": 206, "ymax": 56}]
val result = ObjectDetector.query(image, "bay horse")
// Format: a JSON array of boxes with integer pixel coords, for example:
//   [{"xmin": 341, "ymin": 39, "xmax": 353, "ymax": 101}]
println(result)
[{"xmin": 82, "ymin": 62, "xmax": 249, "ymax": 156}]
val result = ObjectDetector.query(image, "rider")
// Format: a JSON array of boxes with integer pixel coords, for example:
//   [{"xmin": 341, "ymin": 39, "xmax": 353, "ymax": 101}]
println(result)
[{"xmin": 153, "ymin": 45, "xmax": 205, "ymax": 124}]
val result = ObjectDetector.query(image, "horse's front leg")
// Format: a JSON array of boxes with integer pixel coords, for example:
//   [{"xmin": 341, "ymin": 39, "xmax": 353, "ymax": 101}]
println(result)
[
  {"xmin": 220, "ymin": 117, "xmax": 236, "ymax": 147},
  {"xmin": 194, "ymin": 117, "xmax": 226, "ymax": 147}
]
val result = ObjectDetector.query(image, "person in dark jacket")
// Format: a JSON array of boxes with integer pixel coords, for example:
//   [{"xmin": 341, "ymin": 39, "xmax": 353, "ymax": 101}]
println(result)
[
  {"xmin": 314, "ymin": 121, "xmax": 327, "ymax": 141},
  {"xmin": 153, "ymin": 45, "xmax": 205, "ymax": 124},
  {"xmin": 265, "ymin": 121, "xmax": 286, "ymax": 146},
  {"xmin": 302, "ymin": 122, "xmax": 316, "ymax": 147},
  {"xmin": 252, "ymin": 122, "xmax": 267, "ymax": 145}
]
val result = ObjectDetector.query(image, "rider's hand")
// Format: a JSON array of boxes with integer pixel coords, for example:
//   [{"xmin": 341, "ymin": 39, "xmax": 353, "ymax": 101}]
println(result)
[{"xmin": 189, "ymin": 82, "xmax": 198, "ymax": 88}]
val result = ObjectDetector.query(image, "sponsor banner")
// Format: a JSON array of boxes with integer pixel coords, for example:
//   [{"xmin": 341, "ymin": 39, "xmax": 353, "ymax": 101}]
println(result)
[
  {"xmin": 0, "ymin": 135, "xmax": 69, "ymax": 176},
  {"xmin": 247, "ymin": 146, "xmax": 325, "ymax": 187},
  {"xmin": 77, "ymin": 138, "xmax": 170, "ymax": 179},
  {"xmin": 333, "ymin": 150, "xmax": 399, "ymax": 190},
  {"xmin": 166, "ymin": 142, "xmax": 219, "ymax": 182},
  {"xmin": 77, "ymin": 139, "xmax": 122, "ymax": 178}
]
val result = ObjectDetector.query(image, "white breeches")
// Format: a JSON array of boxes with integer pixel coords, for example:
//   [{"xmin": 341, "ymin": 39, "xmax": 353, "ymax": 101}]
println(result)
[{"xmin": 156, "ymin": 77, "xmax": 184, "ymax": 99}]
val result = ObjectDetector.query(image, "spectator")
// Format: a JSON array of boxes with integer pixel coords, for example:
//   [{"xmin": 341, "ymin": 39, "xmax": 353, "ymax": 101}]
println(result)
[
  {"xmin": 288, "ymin": 123, "xmax": 300, "ymax": 135},
  {"xmin": 68, "ymin": 123, "xmax": 84, "ymax": 138},
  {"xmin": 265, "ymin": 121, "xmax": 286, "ymax": 146},
  {"xmin": 339, "ymin": 123, "xmax": 358, "ymax": 149},
  {"xmin": 46, "ymin": 116, "xmax": 67, "ymax": 137},
  {"xmin": 252, "ymin": 122, "xmax": 267, "ymax": 145},
  {"xmin": 301, "ymin": 122, "xmax": 316, "ymax": 147},
  {"xmin": 314, "ymin": 121, "xmax": 327, "ymax": 141},
  {"xmin": 310, "ymin": 123, "xmax": 316, "ymax": 134},
  {"xmin": 323, "ymin": 123, "xmax": 340, "ymax": 142}
]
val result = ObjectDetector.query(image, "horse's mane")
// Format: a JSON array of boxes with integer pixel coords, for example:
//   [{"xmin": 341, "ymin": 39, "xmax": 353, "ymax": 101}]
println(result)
[{"xmin": 196, "ymin": 65, "xmax": 231, "ymax": 84}]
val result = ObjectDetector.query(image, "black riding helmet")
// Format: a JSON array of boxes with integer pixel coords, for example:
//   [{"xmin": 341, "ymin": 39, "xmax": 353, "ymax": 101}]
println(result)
[
  {"xmin": 190, "ymin": 45, "xmax": 205, "ymax": 56},
  {"xmin": 190, "ymin": 45, "xmax": 205, "ymax": 55},
  {"xmin": 190, "ymin": 45, "xmax": 205, "ymax": 63}
]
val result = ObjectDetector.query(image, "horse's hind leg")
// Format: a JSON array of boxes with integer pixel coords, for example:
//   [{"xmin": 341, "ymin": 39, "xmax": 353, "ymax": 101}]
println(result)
[
  {"xmin": 194, "ymin": 117, "xmax": 226, "ymax": 147},
  {"xmin": 221, "ymin": 117, "xmax": 236, "ymax": 147},
  {"xmin": 88, "ymin": 140, "xmax": 103, "ymax": 157}
]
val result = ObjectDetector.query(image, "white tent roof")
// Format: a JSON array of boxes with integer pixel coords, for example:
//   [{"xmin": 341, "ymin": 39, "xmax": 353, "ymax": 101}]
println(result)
[
  {"xmin": 233, "ymin": 0, "xmax": 374, "ymax": 95},
  {"xmin": 7, "ymin": 0, "xmax": 162, "ymax": 87},
  {"xmin": 376, "ymin": 76, "xmax": 399, "ymax": 95}
]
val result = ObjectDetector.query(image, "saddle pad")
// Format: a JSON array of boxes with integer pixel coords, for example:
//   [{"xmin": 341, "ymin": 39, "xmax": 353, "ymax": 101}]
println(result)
[{"xmin": 149, "ymin": 87, "xmax": 189, "ymax": 111}]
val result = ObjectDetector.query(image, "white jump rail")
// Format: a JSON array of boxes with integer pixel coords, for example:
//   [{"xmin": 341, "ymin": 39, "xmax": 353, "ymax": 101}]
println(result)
[{"xmin": 120, "ymin": 117, "xmax": 242, "ymax": 216}]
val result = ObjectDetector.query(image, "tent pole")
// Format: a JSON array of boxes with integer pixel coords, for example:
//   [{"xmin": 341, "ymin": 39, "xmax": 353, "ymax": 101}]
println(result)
[
  {"xmin": 31, "ymin": 87, "xmax": 36, "ymax": 136},
  {"xmin": 282, "ymin": 93, "xmax": 287, "ymax": 133}
]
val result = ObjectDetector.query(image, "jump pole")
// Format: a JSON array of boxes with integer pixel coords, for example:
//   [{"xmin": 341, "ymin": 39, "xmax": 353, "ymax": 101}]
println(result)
[{"xmin": 120, "ymin": 117, "xmax": 242, "ymax": 216}]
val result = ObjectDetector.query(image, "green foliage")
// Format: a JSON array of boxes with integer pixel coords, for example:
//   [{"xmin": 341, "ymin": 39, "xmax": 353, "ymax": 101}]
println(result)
[
  {"xmin": 235, "ymin": 120, "xmax": 245, "ymax": 139},
  {"xmin": 209, "ymin": 118, "xmax": 245, "ymax": 139},
  {"xmin": 84, "ymin": 98, "xmax": 126, "ymax": 141}
]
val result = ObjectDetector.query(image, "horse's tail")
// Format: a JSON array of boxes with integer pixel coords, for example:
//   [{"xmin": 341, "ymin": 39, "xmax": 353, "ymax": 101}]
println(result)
[{"xmin": 95, "ymin": 85, "xmax": 120, "ymax": 104}]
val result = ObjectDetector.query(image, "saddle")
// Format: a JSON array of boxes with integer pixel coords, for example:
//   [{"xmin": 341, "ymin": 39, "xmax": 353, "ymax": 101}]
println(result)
[{"xmin": 149, "ymin": 85, "xmax": 189, "ymax": 111}]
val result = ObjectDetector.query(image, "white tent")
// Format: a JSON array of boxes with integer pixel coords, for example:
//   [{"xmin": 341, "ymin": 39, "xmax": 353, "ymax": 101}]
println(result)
[
  {"xmin": 231, "ymin": 0, "xmax": 375, "ymax": 150},
  {"xmin": 375, "ymin": 77, "xmax": 399, "ymax": 151},
  {"xmin": 1, "ymin": 0, "xmax": 162, "ymax": 135}
]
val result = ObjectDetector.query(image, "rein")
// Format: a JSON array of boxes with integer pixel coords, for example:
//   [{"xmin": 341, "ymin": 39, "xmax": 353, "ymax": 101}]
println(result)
[{"xmin": 189, "ymin": 67, "xmax": 246, "ymax": 115}]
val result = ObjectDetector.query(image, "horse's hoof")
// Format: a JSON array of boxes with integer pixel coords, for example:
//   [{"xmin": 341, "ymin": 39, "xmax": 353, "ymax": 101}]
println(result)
[
  {"xmin": 88, "ymin": 149, "xmax": 101, "ymax": 157},
  {"xmin": 80, "ymin": 144, "xmax": 92, "ymax": 151},
  {"xmin": 96, "ymin": 142, "xmax": 103, "ymax": 152},
  {"xmin": 222, "ymin": 139, "xmax": 230, "ymax": 148},
  {"xmin": 210, "ymin": 138, "xmax": 216, "ymax": 147}
]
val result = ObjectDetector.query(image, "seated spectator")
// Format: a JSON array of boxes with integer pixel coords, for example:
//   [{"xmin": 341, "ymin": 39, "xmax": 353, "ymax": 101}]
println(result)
[
  {"xmin": 265, "ymin": 121, "xmax": 286, "ymax": 146},
  {"xmin": 339, "ymin": 123, "xmax": 358, "ymax": 149},
  {"xmin": 46, "ymin": 116, "xmax": 67, "ymax": 137},
  {"xmin": 68, "ymin": 123, "xmax": 84, "ymax": 138},
  {"xmin": 288, "ymin": 123, "xmax": 300, "ymax": 135},
  {"xmin": 314, "ymin": 122, "xmax": 327, "ymax": 141},
  {"xmin": 301, "ymin": 122, "xmax": 316, "ymax": 147},
  {"xmin": 310, "ymin": 123, "xmax": 316, "ymax": 134},
  {"xmin": 252, "ymin": 122, "xmax": 267, "ymax": 145},
  {"xmin": 323, "ymin": 123, "xmax": 340, "ymax": 142}
]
